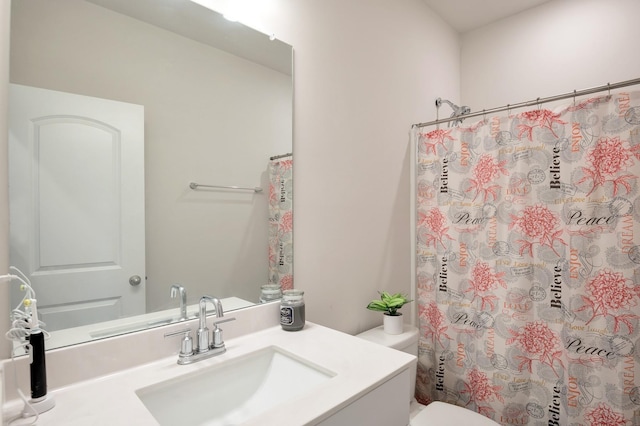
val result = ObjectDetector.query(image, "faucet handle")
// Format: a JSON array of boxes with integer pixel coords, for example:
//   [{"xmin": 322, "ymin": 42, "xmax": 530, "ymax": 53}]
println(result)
[
  {"xmin": 164, "ymin": 328, "xmax": 193, "ymax": 357},
  {"xmin": 211, "ymin": 317, "xmax": 236, "ymax": 348}
]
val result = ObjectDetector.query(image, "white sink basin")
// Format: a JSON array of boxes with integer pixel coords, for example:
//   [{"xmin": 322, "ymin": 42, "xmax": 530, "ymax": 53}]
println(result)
[{"xmin": 135, "ymin": 346, "xmax": 335, "ymax": 425}]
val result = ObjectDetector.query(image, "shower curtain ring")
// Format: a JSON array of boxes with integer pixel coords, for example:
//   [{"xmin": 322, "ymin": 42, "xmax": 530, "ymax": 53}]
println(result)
[
  {"xmin": 483, "ymin": 109, "xmax": 486, "ymax": 121},
  {"xmin": 507, "ymin": 104, "xmax": 510, "ymax": 117},
  {"xmin": 607, "ymin": 82, "xmax": 611, "ymax": 96},
  {"xmin": 536, "ymin": 97, "xmax": 541, "ymax": 110}
]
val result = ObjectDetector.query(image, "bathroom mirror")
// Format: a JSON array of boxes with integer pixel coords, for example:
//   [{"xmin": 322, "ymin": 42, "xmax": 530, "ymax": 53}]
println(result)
[{"xmin": 8, "ymin": 0, "xmax": 293, "ymax": 350}]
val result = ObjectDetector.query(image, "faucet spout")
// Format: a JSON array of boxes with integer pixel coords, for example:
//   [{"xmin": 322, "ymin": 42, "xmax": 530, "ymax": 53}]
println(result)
[
  {"xmin": 197, "ymin": 296, "xmax": 224, "ymax": 353},
  {"xmin": 170, "ymin": 284, "xmax": 188, "ymax": 321}
]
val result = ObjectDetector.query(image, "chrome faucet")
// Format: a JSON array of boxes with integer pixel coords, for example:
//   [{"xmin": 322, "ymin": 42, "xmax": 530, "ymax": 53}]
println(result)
[
  {"xmin": 165, "ymin": 295, "xmax": 235, "ymax": 365},
  {"xmin": 196, "ymin": 295, "xmax": 223, "ymax": 353},
  {"xmin": 170, "ymin": 284, "xmax": 188, "ymax": 321}
]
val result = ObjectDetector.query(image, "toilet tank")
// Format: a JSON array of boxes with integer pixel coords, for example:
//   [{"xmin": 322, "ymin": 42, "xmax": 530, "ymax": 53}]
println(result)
[
  {"xmin": 357, "ymin": 325, "xmax": 419, "ymax": 355},
  {"xmin": 356, "ymin": 325, "xmax": 419, "ymax": 402}
]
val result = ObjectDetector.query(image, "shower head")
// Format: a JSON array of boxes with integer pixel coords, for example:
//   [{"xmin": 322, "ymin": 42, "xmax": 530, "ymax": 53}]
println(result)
[{"xmin": 435, "ymin": 97, "xmax": 471, "ymax": 127}]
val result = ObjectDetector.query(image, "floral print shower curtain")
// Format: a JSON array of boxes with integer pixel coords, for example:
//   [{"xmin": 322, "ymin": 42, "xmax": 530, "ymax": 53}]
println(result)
[
  {"xmin": 415, "ymin": 91, "xmax": 640, "ymax": 425},
  {"xmin": 268, "ymin": 156, "xmax": 293, "ymax": 290}
]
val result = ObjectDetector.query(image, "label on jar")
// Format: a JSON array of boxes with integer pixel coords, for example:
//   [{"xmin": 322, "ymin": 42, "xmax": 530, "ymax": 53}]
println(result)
[
  {"xmin": 280, "ymin": 305, "xmax": 305, "ymax": 331},
  {"xmin": 281, "ymin": 306, "xmax": 294, "ymax": 326}
]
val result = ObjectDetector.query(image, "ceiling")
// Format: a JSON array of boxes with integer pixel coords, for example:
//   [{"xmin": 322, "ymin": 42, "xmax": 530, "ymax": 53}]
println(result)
[
  {"xmin": 88, "ymin": 0, "xmax": 292, "ymax": 74},
  {"xmin": 423, "ymin": 0, "xmax": 554, "ymax": 33}
]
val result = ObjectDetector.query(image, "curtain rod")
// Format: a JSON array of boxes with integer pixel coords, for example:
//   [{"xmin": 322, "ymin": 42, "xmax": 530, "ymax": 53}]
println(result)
[{"xmin": 412, "ymin": 77, "xmax": 640, "ymax": 129}]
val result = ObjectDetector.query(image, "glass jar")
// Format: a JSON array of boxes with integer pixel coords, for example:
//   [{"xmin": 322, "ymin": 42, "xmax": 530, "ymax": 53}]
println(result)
[
  {"xmin": 280, "ymin": 289, "xmax": 305, "ymax": 331},
  {"xmin": 259, "ymin": 284, "xmax": 282, "ymax": 303}
]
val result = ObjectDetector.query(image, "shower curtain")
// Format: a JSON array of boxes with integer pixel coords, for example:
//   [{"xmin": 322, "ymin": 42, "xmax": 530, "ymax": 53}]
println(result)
[
  {"xmin": 415, "ymin": 91, "xmax": 640, "ymax": 425},
  {"xmin": 268, "ymin": 156, "xmax": 293, "ymax": 290}
]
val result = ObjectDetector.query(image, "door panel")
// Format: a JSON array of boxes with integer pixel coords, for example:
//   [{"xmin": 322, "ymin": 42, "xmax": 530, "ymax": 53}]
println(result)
[{"xmin": 9, "ymin": 84, "xmax": 145, "ymax": 331}]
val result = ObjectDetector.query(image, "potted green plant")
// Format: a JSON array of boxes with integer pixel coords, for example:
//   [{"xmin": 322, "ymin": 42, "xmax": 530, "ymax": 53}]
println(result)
[{"xmin": 366, "ymin": 291, "xmax": 412, "ymax": 334}]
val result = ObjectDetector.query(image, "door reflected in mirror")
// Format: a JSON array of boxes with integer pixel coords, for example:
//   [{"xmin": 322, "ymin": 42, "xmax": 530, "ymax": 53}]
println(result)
[{"xmin": 8, "ymin": 0, "xmax": 293, "ymax": 350}]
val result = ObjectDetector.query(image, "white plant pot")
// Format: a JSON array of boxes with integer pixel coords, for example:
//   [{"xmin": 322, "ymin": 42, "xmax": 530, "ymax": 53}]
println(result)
[{"xmin": 383, "ymin": 313, "xmax": 404, "ymax": 335}]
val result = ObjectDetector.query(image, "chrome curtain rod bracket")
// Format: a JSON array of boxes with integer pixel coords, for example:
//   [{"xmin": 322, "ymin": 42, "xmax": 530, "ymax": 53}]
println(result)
[
  {"xmin": 413, "ymin": 77, "xmax": 640, "ymax": 129},
  {"xmin": 189, "ymin": 182, "xmax": 263, "ymax": 193}
]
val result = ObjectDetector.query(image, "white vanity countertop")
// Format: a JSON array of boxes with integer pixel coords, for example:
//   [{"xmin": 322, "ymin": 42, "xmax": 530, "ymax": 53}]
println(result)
[{"xmin": 8, "ymin": 322, "xmax": 415, "ymax": 425}]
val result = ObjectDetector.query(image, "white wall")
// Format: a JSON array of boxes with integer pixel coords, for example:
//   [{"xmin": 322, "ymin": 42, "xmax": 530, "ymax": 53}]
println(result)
[
  {"xmin": 461, "ymin": 0, "xmax": 640, "ymax": 109},
  {"xmin": 199, "ymin": 0, "xmax": 461, "ymax": 334},
  {"xmin": 9, "ymin": 0, "xmax": 292, "ymax": 312}
]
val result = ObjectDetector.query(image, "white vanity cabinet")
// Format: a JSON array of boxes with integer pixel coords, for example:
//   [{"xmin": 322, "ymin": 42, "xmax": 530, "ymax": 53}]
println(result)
[{"xmin": 317, "ymin": 369, "xmax": 410, "ymax": 426}]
